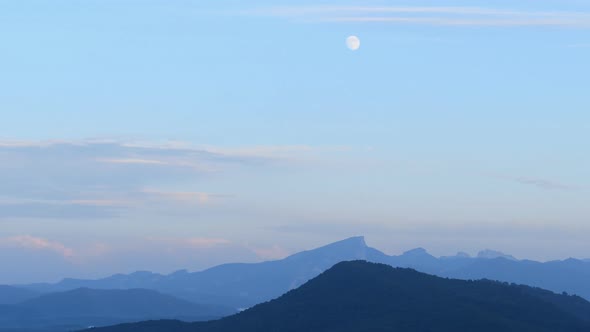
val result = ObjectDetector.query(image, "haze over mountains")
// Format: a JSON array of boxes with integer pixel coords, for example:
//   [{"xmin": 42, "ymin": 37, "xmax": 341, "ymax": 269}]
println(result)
[
  {"xmin": 92, "ymin": 261, "xmax": 590, "ymax": 332},
  {"xmin": 0, "ymin": 288, "xmax": 234, "ymax": 332},
  {"xmin": 0, "ymin": 286, "xmax": 40, "ymax": 305}
]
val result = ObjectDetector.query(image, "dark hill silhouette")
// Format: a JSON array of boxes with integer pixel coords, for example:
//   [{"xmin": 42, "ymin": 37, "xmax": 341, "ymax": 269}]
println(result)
[{"xmin": 91, "ymin": 261, "xmax": 590, "ymax": 332}]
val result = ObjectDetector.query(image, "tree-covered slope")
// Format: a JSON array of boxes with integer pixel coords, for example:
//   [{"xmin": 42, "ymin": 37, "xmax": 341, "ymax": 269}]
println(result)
[{"xmin": 93, "ymin": 261, "xmax": 590, "ymax": 332}]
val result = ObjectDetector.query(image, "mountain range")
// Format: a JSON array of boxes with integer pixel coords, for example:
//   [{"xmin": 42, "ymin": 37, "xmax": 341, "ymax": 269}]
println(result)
[
  {"xmin": 0, "ymin": 285, "xmax": 40, "ymax": 305},
  {"xmin": 4, "ymin": 236, "xmax": 590, "ymax": 331},
  {"xmin": 17, "ymin": 237, "xmax": 590, "ymax": 309},
  {"xmin": 90, "ymin": 261, "xmax": 590, "ymax": 332}
]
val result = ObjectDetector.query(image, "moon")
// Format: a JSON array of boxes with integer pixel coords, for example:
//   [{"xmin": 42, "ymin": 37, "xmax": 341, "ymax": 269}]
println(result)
[{"xmin": 346, "ymin": 36, "xmax": 360, "ymax": 51}]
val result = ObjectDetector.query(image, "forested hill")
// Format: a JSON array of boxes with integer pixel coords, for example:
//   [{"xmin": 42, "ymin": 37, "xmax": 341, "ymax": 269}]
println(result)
[{"xmin": 92, "ymin": 261, "xmax": 590, "ymax": 332}]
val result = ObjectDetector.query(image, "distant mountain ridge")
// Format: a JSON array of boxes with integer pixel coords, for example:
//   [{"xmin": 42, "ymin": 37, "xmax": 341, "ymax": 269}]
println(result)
[
  {"xmin": 91, "ymin": 261, "xmax": 590, "ymax": 332},
  {"xmin": 0, "ymin": 288, "xmax": 234, "ymax": 332},
  {"xmin": 18, "ymin": 237, "xmax": 590, "ymax": 309},
  {"xmin": 476, "ymin": 249, "xmax": 518, "ymax": 260},
  {"xmin": 0, "ymin": 285, "xmax": 40, "ymax": 305},
  {"xmin": 19, "ymin": 288, "xmax": 233, "ymax": 318}
]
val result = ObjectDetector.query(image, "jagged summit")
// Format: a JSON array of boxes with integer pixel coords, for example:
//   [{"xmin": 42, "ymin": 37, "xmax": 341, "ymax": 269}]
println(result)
[
  {"xmin": 169, "ymin": 269, "xmax": 189, "ymax": 276},
  {"xmin": 402, "ymin": 247, "xmax": 431, "ymax": 256},
  {"xmin": 324, "ymin": 236, "xmax": 367, "ymax": 248},
  {"xmin": 441, "ymin": 251, "xmax": 471, "ymax": 260},
  {"xmin": 456, "ymin": 251, "xmax": 471, "ymax": 258},
  {"xmin": 285, "ymin": 236, "xmax": 372, "ymax": 262}
]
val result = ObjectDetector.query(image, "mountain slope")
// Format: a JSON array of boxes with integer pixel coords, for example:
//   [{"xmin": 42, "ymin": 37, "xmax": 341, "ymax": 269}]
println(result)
[
  {"xmin": 93, "ymin": 261, "xmax": 590, "ymax": 332},
  {"xmin": 0, "ymin": 285, "xmax": 39, "ymax": 305},
  {"xmin": 19, "ymin": 288, "xmax": 233, "ymax": 318},
  {"xmin": 439, "ymin": 257, "xmax": 590, "ymax": 300},
  {"xmin": 23, "ymin": 237, "xmax": 386, "ymax": 309},
  {"xmin": 153, "ymin": 236, "xmax": 390, "ymax": 307},
  {"xmin": 0, "ymin": 288, "xmax": 235, "ymax": 332},
  {"xmin": 23, "ymin": 271, "xmax": 166, "ymax": 293}
]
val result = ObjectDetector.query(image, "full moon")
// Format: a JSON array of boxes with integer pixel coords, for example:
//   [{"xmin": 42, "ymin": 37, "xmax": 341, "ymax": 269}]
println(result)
[{"xmin": 346, "ymin": 35, "xmax": 361, "ymax": 51}]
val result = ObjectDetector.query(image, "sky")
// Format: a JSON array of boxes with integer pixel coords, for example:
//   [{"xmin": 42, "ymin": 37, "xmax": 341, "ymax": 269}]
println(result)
[{"xmin": 0, "ymin": 0, "xmax": 589, "ymax": 284}]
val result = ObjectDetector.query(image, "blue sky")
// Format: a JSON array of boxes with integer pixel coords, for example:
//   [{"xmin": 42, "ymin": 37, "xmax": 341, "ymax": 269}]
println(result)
[{"xmin": 0, "ymin": 0, "xmax": 589, "ymax": 283}]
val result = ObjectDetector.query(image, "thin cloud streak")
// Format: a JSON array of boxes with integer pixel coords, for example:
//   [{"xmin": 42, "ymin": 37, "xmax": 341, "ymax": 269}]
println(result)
[
  {"xmin": 253, "ymin": 6, "xmax": 576, "ymax": 16},
  {"xmin": 147, "ymin": 236, "xmax": 232, "ymax": 249},
  {"xmin": 97, "ymin": 158, "xmax": 170, "ymax": 166},
  {"xmin": 249, "ymin": 6, "xmax": 590, "ymax": 28},
  {"xmin": 487, "ymin": 173, "xmax": 581, "ymax": 191},
  {"xmin": 0, "ymin": 202, "xmax": 124, "ymax": 219},
  {"xmin": 510, "ymin": 176, "xmax": 579, "ymax": 191},
  {"xmin": 141, "ymin": 189, "xmax": 231, "ymax": 205},
  {"xmin": 325, "ymin": 17, "xmax": 590, "ymax": 27}
]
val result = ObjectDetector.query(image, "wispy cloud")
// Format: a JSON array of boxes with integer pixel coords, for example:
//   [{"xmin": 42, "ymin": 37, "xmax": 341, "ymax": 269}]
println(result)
[
  {"xmin": 141, "ymin": 189, "xmax": 230, "ymax": 205},
  {"xmin": 147, "ymin": 236, "xmax": 231, "ymax": 249},
  {"xmin": 567, "ymin": 43, "xmax": 590, "ymax": 48},
  {"xmin": 0, "ymin": 201, "xmax": 124, "ymax": 219},
  {"xmin": 248, "ymin": 244, "xmax": 291, "ymax": 260},
  {"xmin": 0, "ymin": 235, "xmax": 75, "ymax": 258},
  {"xmin": 509, "ymin": 176, "xmax": 579, "ymax": 191},
  {"xmin": 0, "ymin": 139, "xmax": 321, "ymax": 220},
  {"xmin": 490, "ymin": 174, "xmax": 580, "ymax": 191},
  {"xmin": 96, "ymin": 157, "xmax": 216, "ymax": 172},
  {"xmin": 247, "ymin": 6, "xmax": 590, "ymax": 28},
  {"xmin": 184, "ymin": 237, "xmax": 231, "ymax": 248},
  {"xmin": 202, "ymin": 145, "xmax": 315, "ymax": 159},
  {"xmin": 97, "ymin": 158, "xmax": 170, "ymax": 166}
]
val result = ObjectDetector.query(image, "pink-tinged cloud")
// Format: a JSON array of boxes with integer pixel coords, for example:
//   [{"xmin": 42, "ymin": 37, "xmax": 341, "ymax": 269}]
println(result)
[
  {"xmin": 184, "ymin": 238, "xmax": 231, "ymax": 248},
  {"xmin": 96, "ymin": 157, "xmax": 215, "ymax": 172},
  {"xmin": 97, "ymin": 158, "xmax": 170, "ymax": 165},
  {"xmin": 203, "ymin": 145, "xmax": 314, "ymax": 159},
  {"xmin": 147, "ymin": 237, "xmax": 231, "ymax": 249},
  {"xmin": 141, "ymin": 189, "xmax": 229, "ymax": 205},
  {"xmin": 0, "ymin": 235, "xmax": 75, "ymax": 258},
  {"xmin": 250, "ymin": 245, "xmax": 291, "ymax": 260}
]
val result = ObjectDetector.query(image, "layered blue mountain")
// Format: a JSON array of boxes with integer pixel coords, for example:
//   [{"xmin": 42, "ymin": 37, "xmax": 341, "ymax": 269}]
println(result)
[
  {"xmin": 0, "ymin": 288, "xmax": 234, "ymax": 332},
  {"xmin": 90, "ymin": 261, "xmax": 590, "ymax": 332},
  {"xmin": 24, "ymin": 237, "xmax": 388, "ymax": 308},
  {"xmin": 0, "ymin": 285, "xmax": 40, "ymax": 305},
  {"xmin": 18, "ymin": 237, "xmax": 590, "ymax": 309}
]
